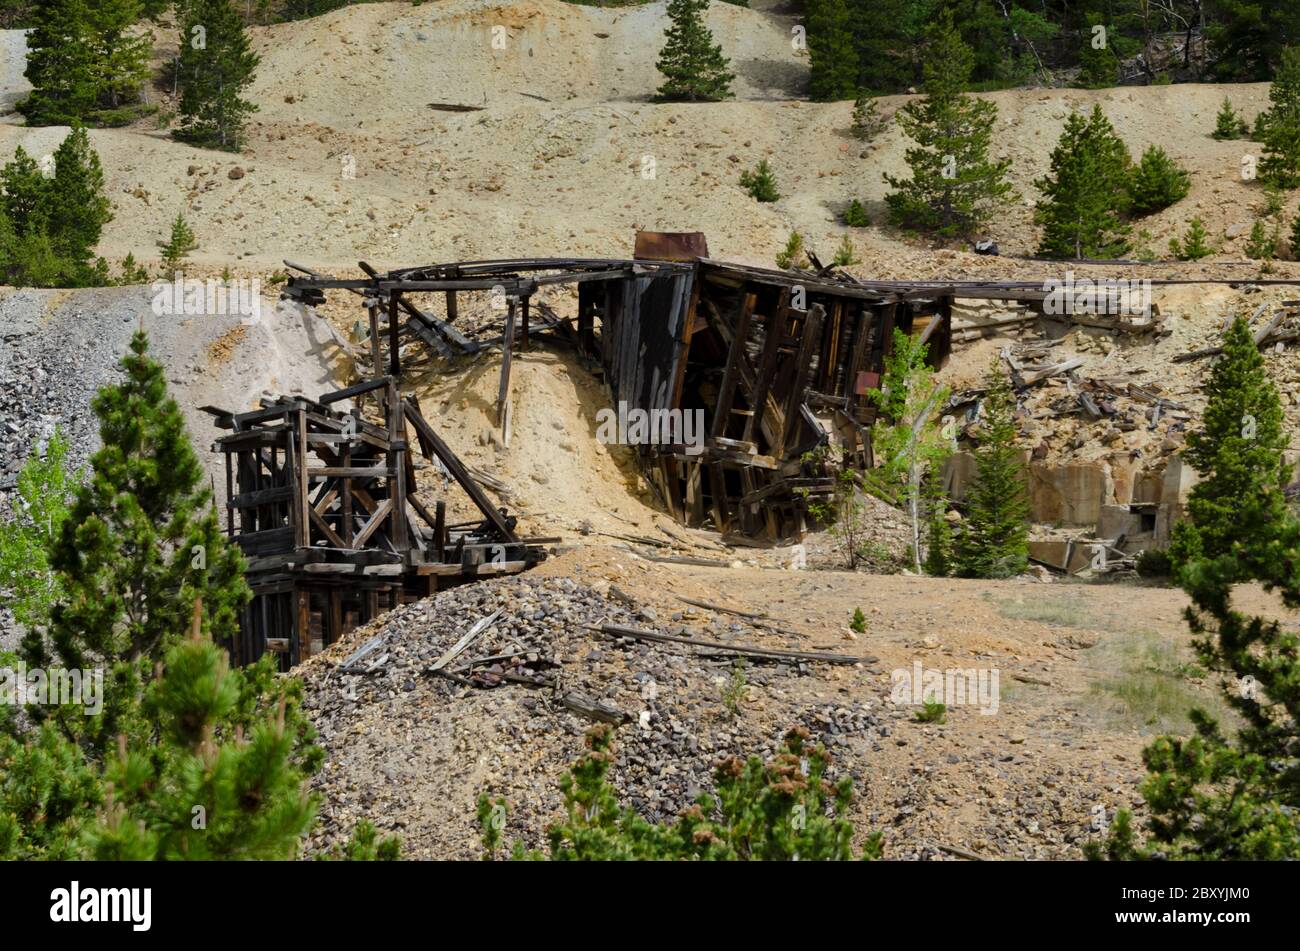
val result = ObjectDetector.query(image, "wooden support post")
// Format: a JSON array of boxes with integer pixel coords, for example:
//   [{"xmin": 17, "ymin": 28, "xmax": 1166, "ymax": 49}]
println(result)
[
  {"xmin": 388, "ymin": 292, "xmax": 402, "ymax": 378},
  {"xmin": 434, "ymin": 499, "xmax": 446, "ymax": 561},
  {"xmin": 711, "ymin": 292, "xmax": 757, "ymax": 440},
  {"xmin": 296, "ymin": 408, "xmax": 310, "ymax": 548},
  {"xmin": 388, "ymin": 379, "xmax": 409, "ymax": 551},
  {"xmin": 743, "ymin": 288, "xmax": 790, "ymax": 446},
  {"xmin": 498, "ymin": 299, "xmax": 516, "ymax": 429},
  {"xmin": 367, "ymin": 303, "xmax": 383, "ymax": 379},
  {"xmin": 520, "ymin": 294, "xmax": 530, "ymax": 349},
  {"xmin": 777, "ymin": 303, "xmax": 824, "ymax": 457},
  {"xmin": 296, "ymin": 589, "xmax": 311, "ymax": 663},
  {"xmin": 445, "ymin": 289, "xmax": 459, "ymax": 323}
]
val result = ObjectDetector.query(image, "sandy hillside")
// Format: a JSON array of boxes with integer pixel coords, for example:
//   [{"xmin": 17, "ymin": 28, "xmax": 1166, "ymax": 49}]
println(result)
[{"xmin": 0, "ymin": 1, "xmax": 1286, "ymax": 280}]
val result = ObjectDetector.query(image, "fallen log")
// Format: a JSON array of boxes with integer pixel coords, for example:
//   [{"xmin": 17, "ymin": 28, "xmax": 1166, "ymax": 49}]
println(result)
[{"xmin": 591, "ymin": 622, "xmax": 874, "ymax": 665}]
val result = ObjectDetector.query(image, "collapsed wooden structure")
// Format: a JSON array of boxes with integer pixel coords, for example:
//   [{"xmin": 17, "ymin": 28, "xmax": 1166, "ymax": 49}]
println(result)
[
  {"xmin": 282, "ymin": 234, "xmax": 956, "ymax": 542},
  {"xmin": 203, "ymin": 378, "xmax": 547, "ymax": 668}
]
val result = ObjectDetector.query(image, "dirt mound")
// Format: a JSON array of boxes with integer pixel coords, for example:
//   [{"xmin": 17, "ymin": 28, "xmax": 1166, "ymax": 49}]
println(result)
[{"xmin": 2, "ymin": 3, "xmax": 1287, "ymax": 279}]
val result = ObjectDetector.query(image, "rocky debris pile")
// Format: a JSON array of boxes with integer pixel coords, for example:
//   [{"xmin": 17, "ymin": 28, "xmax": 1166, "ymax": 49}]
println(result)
[{"xmin": 297, "ymin": 572, "xmax": 885, "ymax": 857}]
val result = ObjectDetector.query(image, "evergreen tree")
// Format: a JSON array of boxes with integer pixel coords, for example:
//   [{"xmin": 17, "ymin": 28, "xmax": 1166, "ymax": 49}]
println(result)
[
  {"xmin": 481, "ymin": 725, "xmax": 882, "ymax": 861},
  {"xmin": 774, "ymin": 230, "xmax": 804, "ymax": 269},
  {"xmin": 953, "ymin": 361, "xmax": 1028, "ymax": 579},
  {"xmin": 1168, "ymin": 316, "xmax": 1290, "ymax": 569},
  {"xmin": 1260, "ymin": 46, "xmax": 1300, "ymax": 189},
  {"xmin": 831, "ymin": 233, "xmax": 857, "ymax": 266},
  {"xmin": 846, "ymin": 0, "xmax": 919, "ymax": 93},
  {"xmin": 18, "ymin": 0, "xmax": 97, "ymax": 125},
  {"xmin": 0, "ymin": 129, "xmax": 112, "ymax": 287},
  {"xmin": 45, "ymin": 125, "xmax": 113, "ymax": 278},
  {"xmin": 84, "ymin": 0, "xmax": 152, "ymax": 124},
  {"xmin": 1127, "ymin": 145, "xmax": 1191, "ymax": 215},
  {"xmin": 1245, "ymin": 218, "xmax": 1278, "ymax": 259},
  {"xmin": 883, "ymin": 15, "xmax": 1014, "ymax": 240},
  {"xmin": 843, "ymin": 198, "xmax": 869, "ymax": 226},
  {"xmin": 655, "ymin": 0, "xmax": 734, "ymax": 102},
  {"xmin": 1075, "ymin": 15, "xmax": 1118, "ymax": 88},
  {"xmin": 740, "ymin": 159, "xmax": 780, "ymax": 202},
  {"xmin": 25, "ymin": 332, "xmax": 248, "ymax": 746},
  {"xmin": 849, "ymin": 93, "xmax": 886, "ymax": 141},
  {"xmin": 0, "ymin": 430, "xmax": 77, "ymax": 633},
  {"xmin": 922, "ymin": 461, "xmax": 954, "ymax": 577},
  {"xmin": 19, "ymin": 0, "xmax": 149, "ymax": 126},
  {"xmin": 159, "ymin": 212, "xmax": 199, "ymax": 274},
  {"xmin": 1290, "ymin": 210, "xmax": 1300, "ymax": 256},
  {"xmin": 176, "ymin": 0, "xmax": 261, "ymax": 151},
  {"xmin": 1090, "ymin": 320, "xmax": 1300, "ymax": 861},
  {"xmin": 0, "ymin": 146, "xmax": 51, "ymax": 238},
  {"xmin": 81, "ymin": 601, "xmax": 317, "ymax": 860},
  {"xmin": 806, "ymin": 0, "xmax": 858, "ymax": 101},
  {"xmin": 1169, "ymin": 217, "xmax": 1213, "ymax": 260},
  {"xmin": 1212, "ymin": 97, "xmax": 1250, "ymax": 139},
  {"xmin": 1034, "ymin": 106, "xmax": 1132, "ymax": 259}
]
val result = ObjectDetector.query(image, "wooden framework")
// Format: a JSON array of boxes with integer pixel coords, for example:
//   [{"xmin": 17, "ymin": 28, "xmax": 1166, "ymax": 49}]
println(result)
[
  {"xmin": 280, "ymin": 238, "xmax": 957, "ymax": 543},
  {"xmin": 204, "ymin": 379, "xmax": 547, "ymax": 668}
]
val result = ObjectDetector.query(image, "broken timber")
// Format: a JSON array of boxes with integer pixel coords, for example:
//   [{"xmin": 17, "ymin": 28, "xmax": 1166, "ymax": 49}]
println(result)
[{"xmin": 204, "ymin": 379, "xmax": 547, "ymax": 668}]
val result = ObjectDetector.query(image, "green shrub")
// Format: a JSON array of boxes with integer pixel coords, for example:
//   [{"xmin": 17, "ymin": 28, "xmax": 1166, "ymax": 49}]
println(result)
[
  {"xmin": 1127, "ymin": 145, "xmax": 1190, "ymax": 215},
  {"xmin": 740, "ymin": 159, "xmax": 780, "ymax": 202},
  {"xmin": 480, "ymin": 725, "xmax": 883, "ymax": 860}
]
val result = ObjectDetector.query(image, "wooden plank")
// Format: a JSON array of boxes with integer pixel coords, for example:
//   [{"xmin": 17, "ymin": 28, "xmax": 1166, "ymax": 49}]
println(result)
[
  {"xmin": 593, "ymin": 623, "xmax": 872, "ymax": 665},
  {"xmin": 429, "ymin": 608, "xmax": 503, "ymax": 672},
  {"xmin": 498, "ymin": 298, "xmax": 516, "ymax": 428},
  {"xmin": 403, "ymin": 399, "xmax": 519, "ymax": 542},
  {"xmin": 742, "ymin": 288, "xmax": 790, "ymax": 445},
  {"xmin": 777, "ymin": 303, "xmax": 825, "ymax": 457},
  {"xmin": 710, "ymin": 292, "xmax": 757, "ymax": 440}
]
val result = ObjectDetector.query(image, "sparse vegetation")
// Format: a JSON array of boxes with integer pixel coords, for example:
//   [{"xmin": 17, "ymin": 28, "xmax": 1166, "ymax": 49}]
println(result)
[
  {"xmin": 740, "ymin": 159, "xmax": 781, "ymax": 203},
  {"xmin": 774, "ymin": 229, "xmax": 804, "ymax": 268},
  {"xmin": 843, "ymin": 198, "xmax": 870, "ymax": 227},
  {"xmin": 1169, "ymin": 217, "xmax": 1213, "ymax": 260},
  {"xmin": 478, "ymin": 725, "xmax": 882, "ymax": 860},
  {"xmin": 1212, "ymin": 97, "xmax": 1250, "ymax": 139},
  {"xmin": 721, "ymin": 658, "xmax": 748, "ymax": 718},
  {"xmin": 850, "ymin": 607, "xmax": 867, "ymax": 634},
  {"xmin": 915, "ymin": 699, "xmax": 947, "ymax": 723}
]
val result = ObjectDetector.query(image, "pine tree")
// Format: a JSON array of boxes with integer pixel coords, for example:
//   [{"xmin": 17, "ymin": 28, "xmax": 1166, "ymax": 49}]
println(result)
[
  {"xmin": 807, "ymin": 0, "xmax": 858, "ymax": 101},
  {"xmin": 1168, "ymin": 316, "xmax": 1290, "ymax": 569},
  {"xmin": 481, "ymin": 725, "xmax": 882, "ymax": 860},
  {"xmin": 18, "ymin": 0, "xmax": 97, "ymax": 125},
  {"xmin": 740, "ymin": 159, "xmax": 780, "ymax": 202},
  {"xmin": 1034, "ymin": 106, "xmax": 1132, "ymax": 259},
  {"xmin": 655, "ymin": 0, "xmax": 734, "ymax": 103},
  {"xmin": 1075, "ymin": 15, "xmax": 1118, "ymax": 88},
  {"xmin": 1260, "ymin": 46, "xmax": 1300, "ymax": 189},
  {"xmin": 0, "ymin": 129, "xmax": 112, "ymax": 287},
  {"xmin": 45, "ymin": 125, "xmax": 112, "ymax": 279},
  {"xmin": 82, "ymin": 601, "xmax": 317, "ymax": 860},
  {"xmin": 19, "ymin": 0, "xmax": 149, "ymax": 126},
  {"xmin": 176, "ymin": 0, "xmax": 260, "ymax": 151},
  {"xmin": 1127, "ymin": 145, "xmax": 1191, "ymax": 215},
  {"xmin": 1090, "ymin": 322, "xmax": 1300, "ymax": 861},
  {"xmin": 883, "ymin": 15, "xmax": 1014, "ymax": 240},
  {"xmin": 1169, "ymin": 217, "xmax": 1213, "ymax": 260},
  {"xmin": 1245, "ymin": 218, "xmax": 1278, "ymax": 260},
  {"xmin": 774, "ymin": 230, "xmax": 804, "ymax": 269},
  {"xmin": 0, "ymin": 146, "xmax": 51, "ymax": 238},
  {"xmin": 1213, "ymin": 97, "xmax": 1250, "ymax": 140},
  {"xmin": 831, "ymin": 233, "xmax": 857, "ymax": 266},
  {"xmin": 0, "ymin": 429, "xmax": 77, "ymax": 633},
  {"xmin": 953, "ymin": 361, "xmax": 1028, "ymax": 579},
  {"xmin": 843, "ymin": 198, "xmax": 869, "ymax": 226},
  {"xmin": 26, "ymin": 332, "xmax": 248, "ymax": 747},
  {"xmin": 84, "ymin": 0, "xmax": 151, "ymax": 124},
  {"xmin": 922, "ymin": 461, "xmax": 953, "ymax": 577},
  {"xmin": 1290, "ymin": 211, "xmax": 1300, "ymax": 256},
  {"xmin": 159, "ymin": 212, "xmax": 199, "ymax": 274},
  {"xmin": 849, "ymin": 93, "xmax": 886, "ymax": 141}
]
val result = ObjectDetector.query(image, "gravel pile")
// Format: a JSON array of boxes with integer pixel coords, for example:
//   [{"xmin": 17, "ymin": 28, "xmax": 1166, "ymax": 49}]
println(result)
[{"xmin": 298, "ymin": 572, "xmax": 887, "ymax": 858}]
